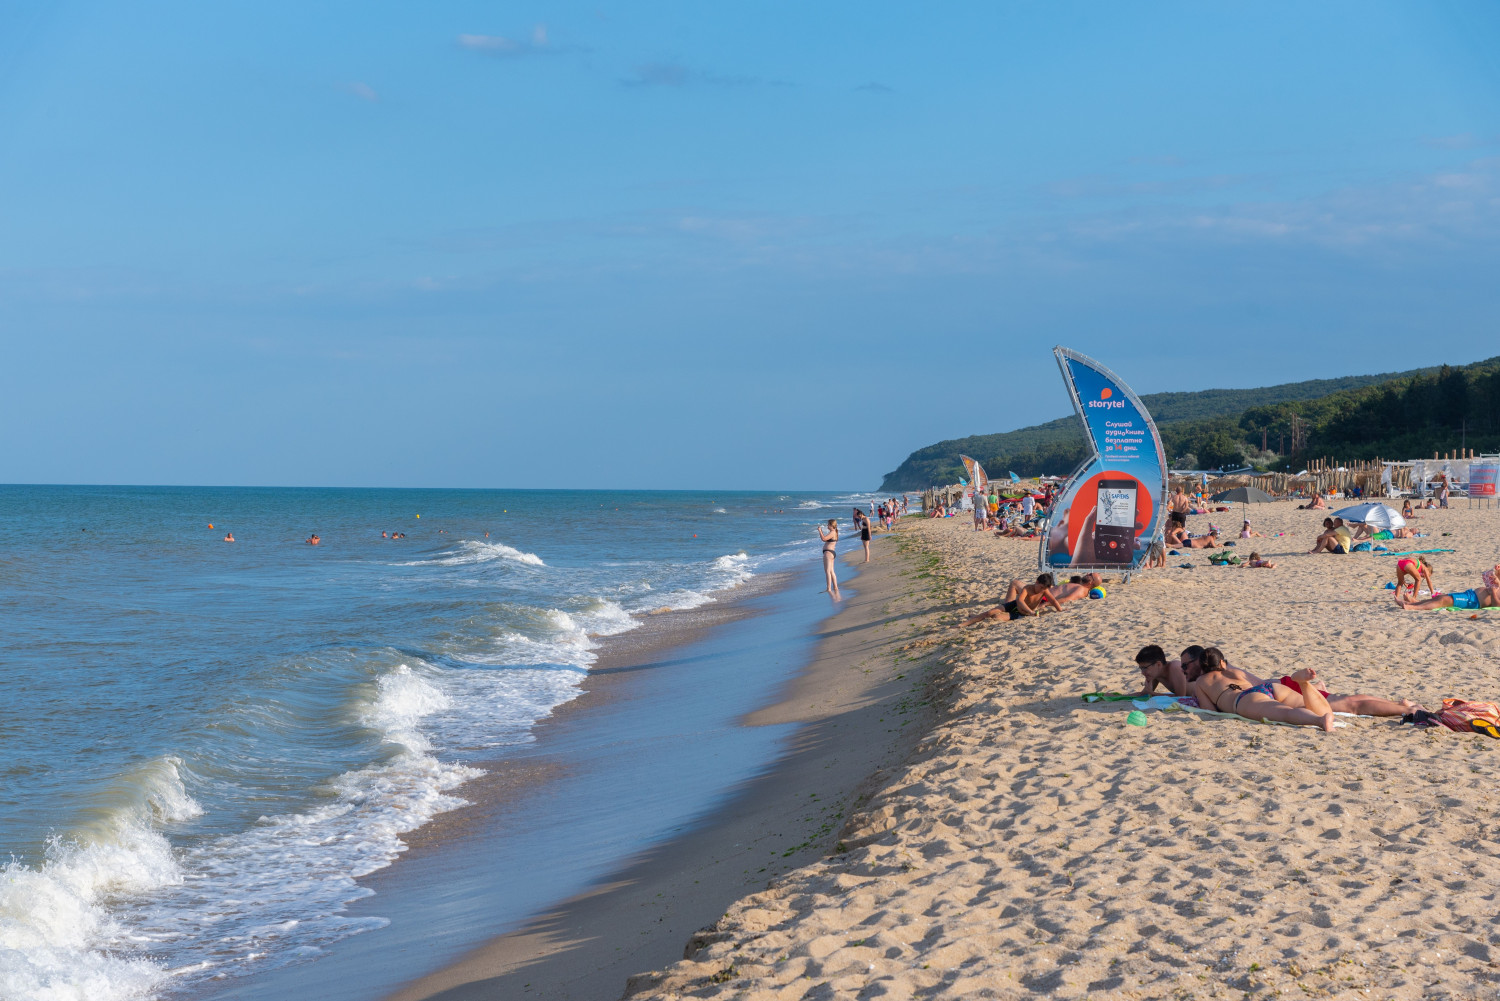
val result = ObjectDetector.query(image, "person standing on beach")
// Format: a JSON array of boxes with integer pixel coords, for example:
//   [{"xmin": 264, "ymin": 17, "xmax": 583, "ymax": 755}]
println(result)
[
  {"xmin": 818, "ymin": 518, "xmax": 840, "ymax": 597},
  {"xmin": 855, "ymin": 509, "xmax": 873, "ymax": 562}
]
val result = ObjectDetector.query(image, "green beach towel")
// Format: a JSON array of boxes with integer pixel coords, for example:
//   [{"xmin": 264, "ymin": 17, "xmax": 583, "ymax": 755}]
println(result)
[{"xmin": 1082, "ymin": 692, "xmax": 1138, "ymax": 703}]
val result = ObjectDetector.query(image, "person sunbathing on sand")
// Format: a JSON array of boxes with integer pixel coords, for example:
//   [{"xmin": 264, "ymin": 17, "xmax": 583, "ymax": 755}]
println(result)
[
  {"xmin": 1244, "ymin": 552, "xmax": 1276, "ymax": 568},
  {"xmin": 1191, "ymin": 648, "xmax": 1337, "ymax": 731},
  {"xmin": 1133, "ymin": 644, "xmax": 1189, "ymax": 697},
  {"xmin": 1164, "ymin": 523, "xmax": 1190, "ymax": 547},
  {"xmin": 1049, "ymin": 573, "xmax": 1104, "ymax": 605},
  {"xmin": 1180, "ymin": 527, "xmax": 1219, "ymax": 549},
  {"xmin": 1396, "ymin": 565, "xmax": 1500, "ymax": 612},
  {"xmin": 963, "ymin": 574, "xmax": 1062, "ymax": 625},
  {"xmin": 1161, "ymin": 645, "xmax": 1415, "ymax": 716}
]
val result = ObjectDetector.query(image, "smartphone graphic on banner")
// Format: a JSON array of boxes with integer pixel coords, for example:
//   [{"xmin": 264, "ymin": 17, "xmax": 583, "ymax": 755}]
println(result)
[{"xmin": 1093, "ymin": 479, "xmax": 1138, "ymax": 564}]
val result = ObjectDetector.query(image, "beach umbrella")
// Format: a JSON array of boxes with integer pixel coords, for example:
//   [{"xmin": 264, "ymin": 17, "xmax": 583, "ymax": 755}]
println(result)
[
  {"xmin": 1211, "ymin": 486, "xmax": 1275, "ymax": 505},
  {"xmin": 1332, "ymin": 502, "xmax": 1405, "ymax": 530},
  {"xmin": 1211, "ymin": 485, "xmax": 1276, "ymax": 522}
]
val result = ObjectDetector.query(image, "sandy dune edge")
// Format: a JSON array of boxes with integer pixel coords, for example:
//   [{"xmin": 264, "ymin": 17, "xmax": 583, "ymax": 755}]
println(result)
[{"xmin": 626, "ymin": 503, "xmax": 1500, "ymax": 1000}]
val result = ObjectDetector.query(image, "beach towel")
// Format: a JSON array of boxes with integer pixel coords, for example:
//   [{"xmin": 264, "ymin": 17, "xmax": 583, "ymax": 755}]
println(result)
[
  {"xmin": 1380, "ymin": 548, "xmax": 1456, "ymax": 556},
  {"xmin": 1130, "ymin": 696, "xmax": 1184, "ymax": 711},
  {"xmin": 1130, "ymin": 695, "xmax": 1355, "ymax": 728}
]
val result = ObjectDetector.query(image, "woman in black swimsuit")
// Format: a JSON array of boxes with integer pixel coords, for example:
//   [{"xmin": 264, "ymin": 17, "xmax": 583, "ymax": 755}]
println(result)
[
  {"xmin": 855, "ymin": 509, "xmax": 872, "ymax": 563},
  {"xmin": 818, "ymin": 518, "xmax": 840, "ymax": 597}
]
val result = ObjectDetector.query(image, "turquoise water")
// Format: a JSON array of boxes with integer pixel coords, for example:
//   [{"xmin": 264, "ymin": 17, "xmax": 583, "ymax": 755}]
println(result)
[{"xmin": 0, "ymin": 486, "xmax": 881, "ymax": 1000}]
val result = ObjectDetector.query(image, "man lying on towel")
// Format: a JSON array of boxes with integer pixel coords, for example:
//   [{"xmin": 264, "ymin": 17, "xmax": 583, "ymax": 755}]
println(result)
[
  {"xmin": 1395, "ymin": 564, "xmax": 1500, "ymax": 612},
  {"xmin": 1133, "ymin": 644, "xmax": 1417, "ymax": 717}
]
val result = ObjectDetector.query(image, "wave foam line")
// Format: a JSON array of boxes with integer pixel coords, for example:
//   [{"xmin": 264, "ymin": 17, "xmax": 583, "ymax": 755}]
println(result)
[{"xmin": 398, "ymin": 540, "xmax": 545, "ymax": 568}]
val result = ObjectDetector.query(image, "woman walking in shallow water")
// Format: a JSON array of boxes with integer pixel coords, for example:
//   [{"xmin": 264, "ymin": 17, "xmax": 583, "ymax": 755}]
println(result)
[{"xmin": 818, "ymin": 518, "xmax": 840, "ymax": 597}]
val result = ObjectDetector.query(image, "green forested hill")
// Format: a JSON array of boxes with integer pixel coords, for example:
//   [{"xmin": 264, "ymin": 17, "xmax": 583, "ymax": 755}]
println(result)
[{"xmin": 880, "ymin": 359, "xmax": 1500, "ymax": 490}]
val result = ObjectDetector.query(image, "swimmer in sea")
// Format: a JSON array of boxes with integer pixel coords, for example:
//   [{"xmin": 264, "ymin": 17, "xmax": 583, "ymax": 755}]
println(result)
[
  {"xmin": 307, "ymin": 534, "xmax": 320, "ymax": 545},
  {"xmin": 224, "ymin": 532, "xmax": 235, "ymax": 542}
]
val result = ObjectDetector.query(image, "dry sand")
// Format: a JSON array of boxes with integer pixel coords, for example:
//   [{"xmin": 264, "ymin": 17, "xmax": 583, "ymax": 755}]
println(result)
[{"xmin": 627, "ymin": 501, "xmax": 1500, "ymax": 1000}]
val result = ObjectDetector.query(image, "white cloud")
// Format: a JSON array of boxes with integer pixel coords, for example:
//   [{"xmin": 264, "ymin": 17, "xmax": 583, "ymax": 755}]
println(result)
[
  {"xmin": 344, "ymin": 81, "xmax": 378, "ymax": 102},
  {"xmin": 457, "ymin": 25, "xmax": 552, "ymax": 56}
]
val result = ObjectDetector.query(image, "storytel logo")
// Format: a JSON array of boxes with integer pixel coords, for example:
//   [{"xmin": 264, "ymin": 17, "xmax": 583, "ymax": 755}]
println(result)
[{"xmin": 1086, "ymin": 386, "xmax": 1126, "ymax": 410}]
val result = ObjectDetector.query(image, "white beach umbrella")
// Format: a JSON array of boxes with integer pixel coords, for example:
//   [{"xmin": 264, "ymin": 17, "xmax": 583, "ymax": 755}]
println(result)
[{"xmin": 1332, "ymin": 502, "xmax": 1405, "ymax": 530}]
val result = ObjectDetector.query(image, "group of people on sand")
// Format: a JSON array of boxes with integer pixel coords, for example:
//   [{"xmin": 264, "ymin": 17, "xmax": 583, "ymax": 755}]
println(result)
[
  {"xmin": 961, "ymin": 571, "xmax": 1103, "ymax": 625},
  {"xmin": 1309, "ymin": 515, "xmax": 1421, "ymax": 555},
  {"xmin": 1133, "ymin": 643, "xmax": 1419, "ymax": 731},
  {"xmin": 967, "ymin": 490, "xmax": 1043, "ymax": 538}
]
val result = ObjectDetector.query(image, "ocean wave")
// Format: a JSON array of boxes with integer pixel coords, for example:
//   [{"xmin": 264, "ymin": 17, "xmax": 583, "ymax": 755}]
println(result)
[
  {"xmin": 0, "ymin": 758, "xmax": 202, "ymax": 1001},
  {"xmin": 397, "ymin": 540, "xmax": 545, "ymax": 568},
  {"xmin": 642, "ymin": 552, "xmax": 757, "ymax": 612}
]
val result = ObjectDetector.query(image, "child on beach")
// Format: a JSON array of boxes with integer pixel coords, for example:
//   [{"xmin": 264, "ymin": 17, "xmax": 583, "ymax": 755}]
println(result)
[
  {"xmin": 1240, "ymin": 520, "xmax": 1262, "ymax": 539},
  {"xmin": 1394, "ymin": 555, "xmax": 1436, "ymax": 597},
  {"xmin": 1244, "ymin": 552, "xmax": 1275, "ymax": 568}
]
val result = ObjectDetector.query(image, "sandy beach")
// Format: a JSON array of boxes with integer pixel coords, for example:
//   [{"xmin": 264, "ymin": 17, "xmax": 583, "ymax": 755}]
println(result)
[{"xmin": 623, "ymin": 502, "xmax": 1500, "ymax": 1000}]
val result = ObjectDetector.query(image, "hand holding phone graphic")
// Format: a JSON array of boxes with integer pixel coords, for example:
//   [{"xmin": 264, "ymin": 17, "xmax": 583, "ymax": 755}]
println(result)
[{"xmin": 1092, "ymin": 478, "xmax": 1138, "ymax": 564}]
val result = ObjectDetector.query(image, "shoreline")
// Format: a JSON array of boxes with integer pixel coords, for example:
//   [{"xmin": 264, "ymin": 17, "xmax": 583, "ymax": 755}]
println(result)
[
  {"xmin": 383, "ymin": 532, "xmax": 932, "ymax": 1001},
  {"xmin": 393, "ymin": 569, "xmax": 798, "ymax": 862},
  {"xmin": 193, "ymin": 552, "xmax": 839, "ymax": 1001}
]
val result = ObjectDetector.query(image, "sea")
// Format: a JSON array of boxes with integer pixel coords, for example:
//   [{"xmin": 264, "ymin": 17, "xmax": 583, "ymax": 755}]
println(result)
[{"xmin": 0, "ymin": 485, "xmax": 890, "ymax": 1001}]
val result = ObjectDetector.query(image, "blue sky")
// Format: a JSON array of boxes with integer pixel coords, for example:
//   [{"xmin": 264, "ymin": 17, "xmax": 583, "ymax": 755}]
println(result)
[{"xmin": 2, "ymin": 1, "xmax": 1498, "ymax": 489}]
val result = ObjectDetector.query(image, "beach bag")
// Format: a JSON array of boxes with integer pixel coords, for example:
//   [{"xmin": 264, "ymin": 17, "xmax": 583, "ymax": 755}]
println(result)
[
  {"xmin": 1436, "ymin": 698, "xmax": 1500, "ymax": 738},
  {"xmin": 1208, "ymin": 552, "xmax": 1240, "ymax": 565}
]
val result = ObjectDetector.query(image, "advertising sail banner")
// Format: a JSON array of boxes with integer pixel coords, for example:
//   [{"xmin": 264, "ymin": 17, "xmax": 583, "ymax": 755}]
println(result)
[
  {"xmin": 1471, "ymin": 464, "xmax": 1498, "ymax": 498},
  {"xmin": 1039, "ymin": 347, "xmax": 1168, "ymax": 572},
  {"xmin": 959, "ymin": 454, "xmax": 989, "ymax": 496}
]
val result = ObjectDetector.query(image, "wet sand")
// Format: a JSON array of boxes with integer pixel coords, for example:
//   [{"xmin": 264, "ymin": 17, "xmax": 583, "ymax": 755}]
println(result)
[{"xmin": 382, "ymin": 539, "xmax": 936, "ymax": 1001}]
